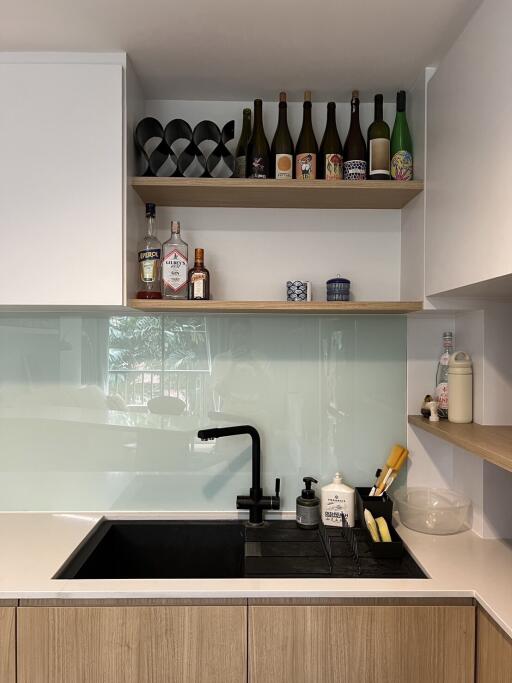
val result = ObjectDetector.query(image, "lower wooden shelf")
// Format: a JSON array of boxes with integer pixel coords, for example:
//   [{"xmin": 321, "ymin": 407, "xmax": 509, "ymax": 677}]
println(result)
[
  {"xmin": 408, "ymin": 415, "xmax": 512, "ymax": 473},
  {"xmin": 128, "ymin": 300, "xmax": 423, "ymax": 314}
]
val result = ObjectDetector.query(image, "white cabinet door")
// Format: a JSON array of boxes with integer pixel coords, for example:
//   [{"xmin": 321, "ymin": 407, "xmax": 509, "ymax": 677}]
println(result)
[
  {"xmin": 0, "ymin": 62, "xmax": 123, "ymax": 305},
  {"xmin": 425, "ymin": 0, "xmax": 512, "ymax": 297}
]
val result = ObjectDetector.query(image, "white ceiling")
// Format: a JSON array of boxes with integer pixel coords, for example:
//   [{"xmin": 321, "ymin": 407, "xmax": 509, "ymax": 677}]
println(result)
[{"xmin": 1, "ymin": 0, "xmax": 481, "ymax": 100}]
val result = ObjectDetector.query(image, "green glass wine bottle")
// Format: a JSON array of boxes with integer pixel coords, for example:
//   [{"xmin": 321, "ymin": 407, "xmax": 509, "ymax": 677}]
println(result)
[
  {"xmin": 390, "ymin": 90, "xmax": 413, "ymax": 181},
  {"xmin": 271, "ymin": 92, "xmax": 294, "ymax": 179},
  {"xmin": 319, "ymin": 102, "xmax": 343, "ymax": 180},
  {"xmin": 246, "ymin": 99, "xmax": 270, "ymax": 179},
  {"xmin": 234, "ymin": 108, "xmax": 252, "ymax": 178},
  {"xmin": 295, "ymin": 91, "xmax": 318, "ymax": 180},
  {"xmin": 367, "ymin": 94, "xmax": 390, "ymax": 180}
]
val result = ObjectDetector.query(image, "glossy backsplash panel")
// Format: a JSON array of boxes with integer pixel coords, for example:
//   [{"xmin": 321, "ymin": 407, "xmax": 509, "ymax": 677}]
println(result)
[{"xmin": 0, "ymin": 314, "xmax": 406, "ymax": 511}]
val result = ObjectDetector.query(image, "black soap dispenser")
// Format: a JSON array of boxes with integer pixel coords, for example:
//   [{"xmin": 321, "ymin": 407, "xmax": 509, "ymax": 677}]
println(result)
[{"xmin": 296, "ymin": 476, "xmax": 320, "ymax": 529}]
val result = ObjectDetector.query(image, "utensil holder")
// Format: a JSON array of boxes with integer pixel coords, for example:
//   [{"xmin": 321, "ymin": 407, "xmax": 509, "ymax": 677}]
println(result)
[
  {"xmin": 355, "ymin": 487, "xmax": 394, "ymax": 525},
  {"xmin": 365, "ymin": 524, "xmax": 404, "ymax": 558}
]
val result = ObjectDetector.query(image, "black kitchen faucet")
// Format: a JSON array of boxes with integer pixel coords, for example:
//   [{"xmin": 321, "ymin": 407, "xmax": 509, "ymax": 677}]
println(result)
[{"xmin": 197, "ymin": 425, "xmax": 280, "ymax": 525}]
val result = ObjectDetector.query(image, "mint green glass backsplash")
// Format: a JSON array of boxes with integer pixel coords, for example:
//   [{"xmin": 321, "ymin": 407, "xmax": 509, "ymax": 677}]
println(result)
[{"xmin": 0, "ymin": 314, "xmax": 406, "ymax": 511}]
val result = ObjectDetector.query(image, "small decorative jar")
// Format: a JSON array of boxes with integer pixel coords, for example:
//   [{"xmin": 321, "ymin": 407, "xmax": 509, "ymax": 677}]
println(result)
[{"xmin": 326, "ymin": 275, "xmax": 351, "ymax": 301}]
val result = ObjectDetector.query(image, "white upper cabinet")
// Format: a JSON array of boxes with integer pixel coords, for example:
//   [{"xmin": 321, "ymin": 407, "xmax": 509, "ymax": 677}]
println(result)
[
  {"xmin": 0, "ymin": 61, "xmax": 124, "ymax": 305},
  {"xmin": 425, "ymin": 0, "xmax": 512, "ymax": 298}
]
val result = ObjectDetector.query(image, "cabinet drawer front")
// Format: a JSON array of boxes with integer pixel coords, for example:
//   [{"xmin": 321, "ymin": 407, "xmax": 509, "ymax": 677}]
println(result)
[
  {"xmin": 249, "ymin": 605, "xmax": 474, "ymax": 683},
  {"xmin": 18, "ymin": 606, "xmax": 247, "ymax": 683}
]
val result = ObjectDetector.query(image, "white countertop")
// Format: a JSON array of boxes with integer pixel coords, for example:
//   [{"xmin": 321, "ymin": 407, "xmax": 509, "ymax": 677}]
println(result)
[{"xmin": 1, "ymin": 512, "xmax": 511, "ymax": 638}]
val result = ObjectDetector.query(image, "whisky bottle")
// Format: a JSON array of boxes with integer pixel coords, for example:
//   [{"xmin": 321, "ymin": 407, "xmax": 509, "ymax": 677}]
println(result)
[
  {"xmin": 137, "ymin": 203, "xmax": 162, "ymax": 299},
  {"xmin": 161, "ymin": 221, "xmax": 189, "ymax": 300},
  {"xmin": 188, "ymin": 248, "xmax": 210, "ymax": 300}
]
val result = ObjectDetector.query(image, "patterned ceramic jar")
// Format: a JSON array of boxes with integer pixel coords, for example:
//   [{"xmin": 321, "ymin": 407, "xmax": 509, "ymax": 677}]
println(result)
[
  {"xmin": 287, "ymin": 281, "xmax": 311, "ymax": 302},
  {"xmin": 326, "ymin": 276, "xmax": 351, "ymax": 301}
]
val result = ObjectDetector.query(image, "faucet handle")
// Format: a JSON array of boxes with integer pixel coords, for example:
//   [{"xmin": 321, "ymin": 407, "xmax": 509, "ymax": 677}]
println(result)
[{"xmin": 275, "ymin": 478, "xmax": 281, "ymax": 497}]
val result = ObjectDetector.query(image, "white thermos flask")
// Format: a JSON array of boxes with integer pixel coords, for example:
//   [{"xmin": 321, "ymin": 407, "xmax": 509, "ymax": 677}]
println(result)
[{"xmin": 448, "ymin": 352, "xmax": 473, "ymax": 423}]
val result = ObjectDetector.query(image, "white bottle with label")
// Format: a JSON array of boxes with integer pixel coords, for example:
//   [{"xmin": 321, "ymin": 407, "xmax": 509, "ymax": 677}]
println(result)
[{"xmin": 321, "ymin": 472, "xmax": 355, "ymax": 528}]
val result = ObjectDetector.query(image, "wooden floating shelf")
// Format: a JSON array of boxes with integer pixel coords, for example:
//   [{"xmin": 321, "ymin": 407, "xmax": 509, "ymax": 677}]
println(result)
[
  {"xmin": 128, "ymin": 300, "xmax": 423, "ymax": 314},
  {"xmin": 131, "ymin": 177, "xmax": 424, "ymax": 210},
  {"xmin": 408, "ymin": 415, "xmax": 512, "ymax": 474}
]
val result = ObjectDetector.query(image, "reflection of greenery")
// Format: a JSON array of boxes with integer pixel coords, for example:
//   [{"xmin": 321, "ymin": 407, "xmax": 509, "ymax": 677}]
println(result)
[{"xmin": 109, "ymin": 316, "xmax": 162, "ymax": 370}]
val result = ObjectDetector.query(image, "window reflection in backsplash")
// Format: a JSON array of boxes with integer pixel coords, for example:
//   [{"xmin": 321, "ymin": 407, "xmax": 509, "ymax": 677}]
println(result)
[{"xmin": 0, "ymin": 314, "xmax": 406, "ymax": 511}]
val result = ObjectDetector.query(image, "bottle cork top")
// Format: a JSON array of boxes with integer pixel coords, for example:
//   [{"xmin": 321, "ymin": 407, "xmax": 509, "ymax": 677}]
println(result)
[
  {"xmin": 195, "ymin": 247, "xmax": 204, "ymax": 261},
  {"xmin": 170, "ymin": 221, "xmax": 180, "ymax": 233},
  {"xmin": 352, "ymin": 90, "xmax": 359, "ymax": 99},
  {"xmin": 279, "ymin": 91, "xmax": 287, "ymax": 102},
  {"xmin": 304, "ymin": 90, "xmax": 312, "ymax": 101}
]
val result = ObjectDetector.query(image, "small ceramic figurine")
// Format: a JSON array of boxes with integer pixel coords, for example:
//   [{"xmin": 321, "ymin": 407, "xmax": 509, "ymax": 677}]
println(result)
[
  {"xmin": 427, "ymin": 400, "xmax": 440, "ymax": 422},
  {"xmin": 421, "ymin": 394, "xmax": 434, "ymax": 418}
]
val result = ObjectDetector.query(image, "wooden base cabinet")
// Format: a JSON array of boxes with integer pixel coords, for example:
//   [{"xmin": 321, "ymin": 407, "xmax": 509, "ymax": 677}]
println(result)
[
  {"xmin": 249, "ymin": 605, "xmax": 475, "ymax": 683},
  {"xmin": 477, "ymin": 607, "xmax": 512, "ymax": 683},
  {"xmin": 17, "ymin": 606, "xmax": 247, "ymax": 683},
  {"xmin": 0, "ymin": 608, "xmax": 15, "ymax": 683}
]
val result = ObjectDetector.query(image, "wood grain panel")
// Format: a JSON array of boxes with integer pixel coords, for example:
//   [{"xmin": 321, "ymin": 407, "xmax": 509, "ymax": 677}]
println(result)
[
  {"xmin": 409, "ymin": 414, "xmax": 512, "ymax": 473},
  {"xmin": 18, "ymin": 606, "xmax": 247, "ymax": 683},
  {"xmin": 249, "ymin": 605, "xmax": 474, "ymax": 683},
  {"xmin": 131, "ymin": 177, "xmax": 424, "ymax": 210},
  {"xmin": 0, "ymin": 608, "xmax": 15, "ymax": 683},
  {"xmin": 477, "ymin": 607, "xmax": 512, "ymax": 683}
]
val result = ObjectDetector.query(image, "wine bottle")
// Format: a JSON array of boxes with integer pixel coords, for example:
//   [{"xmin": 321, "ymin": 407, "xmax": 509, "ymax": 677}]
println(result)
[
  {"xmin": 390, "ymin": 90, "xmax": 413, "ymax": 181},
  {"xmin": 270, "ymin": 92, "xmax": 294, "ymax": 179},
  {"xmin": 188, "ymin": 248, "xmax": 210, "ymax": 300},
  {"xmin": 319, "ymin": 102, "xmax": 343, "ymax": 180},
  {"xmin": 367, "ymin": 94, "xmax": 390, "ymax": 179},
  {"xmin": 234, "ymin": 108, "xmax": 252, "ymax": 178},
  {"xmin": 343, "ymin": 90, "xmax": 367, "ymax": 180},
  {"xmin": 295, "ymin": 91, "xmax": 318, "ymax": 180},
  {"xmin": 246, "ymin": 99, "xmax": 270, "ymax": 179}
]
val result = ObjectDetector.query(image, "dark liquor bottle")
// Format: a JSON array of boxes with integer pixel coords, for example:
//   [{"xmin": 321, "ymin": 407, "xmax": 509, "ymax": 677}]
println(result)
[
  {"xmin": 319, "ymin": 102, "xmax": 343, "ymax": 180},
  {"xmin": 246, "ymin": 99, "xmax": 270, "ymax": 179},
  {"xmin": 295, "ymin": 91, "xmax": 318, "ymax": 180},
  {"xmin": 390, "ymin": 90, "xmax": 413, "ymax": 181},
  {"xmin": 367, "ymin": 94, "xmax": 390, "ymax": 179},
  {"xmin": 271, "ymin": 92, "xmax": 294, "ymax": 179},
  {"xmin": 234, "ymin": 108, "xmax": 252, "ymax": 178},
  {"xmin": 188, "ymin": 248, "xmax": 210, "ymax": 300},
  {"xmin": 137, "ymin": 203, "xmax": 162, "ymax": 299},
  {"xmin": 343, "ymin": 90, "xmax": 367, "ymax": 180}
]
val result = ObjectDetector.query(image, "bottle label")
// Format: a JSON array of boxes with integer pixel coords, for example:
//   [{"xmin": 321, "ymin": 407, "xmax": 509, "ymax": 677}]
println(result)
[
  {"xmin": 275, "ymin": 154, "xmax": 293, "ymax": 179},
  {"xmin": 369, "ymin": 139, "xmax": 390, "ymax": 176},
  {"xmin": 391, "ymin": 150, "xmax": 413, "ymax": 181},
  {"xmin": 436, "ymin": 382, "xmax": 449, "ymax": 410},
  {"xmin": 325, "ymin": 153, "xmax": 343, "ymax": 180},
  {"xmin": 249, "ymin": 156, "xmax": 267, "ymax": 179},
  {"xmin": 296, "ymin": 503, "xmax": 320, "ymax": 527},
  {"xmin": 343, "ymin": 160, "xmax": 367, "ymax": 180},
  {"xmin": 162, "ymin": 248, "xmax": 188, "ymax": 292},
  {"xmin": 234, "ymin": 156, "xmax": 246, "ymax": 178},
  {"xmin": 190, "ymin": 272, "xmax": 206, "ymax": 299},
  {"xmin": 296, "ymin": 153, "xmax": 316, "ymax": 180},
  {"xmin": 322, "ymin": 493, "xmax": 354, "ymax": 527},
  {"xmin": 138, "ymin": 248, "xmax": 161, "ymax": 283}
]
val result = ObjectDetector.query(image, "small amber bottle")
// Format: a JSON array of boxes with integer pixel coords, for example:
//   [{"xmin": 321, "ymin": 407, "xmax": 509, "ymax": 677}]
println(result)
[{"xmin": 188, "ymin": 248, "xmax": 210, "ymax": 300}]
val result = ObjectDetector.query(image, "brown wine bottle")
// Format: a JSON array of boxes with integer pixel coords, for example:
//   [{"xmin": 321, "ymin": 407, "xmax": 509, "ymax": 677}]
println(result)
[
  {"xmin": 295, "ymin": 91, "xmax": 318, "ymax": 180},
  {"xmin": 188, "ymin": 248, "xmax": 210, "ymax": 300},
  {"xmin": 319, "ymin": 102, "xmax": 343, "ymax": 180},
  {"xmin": 234, "ymin": 108, "xmax": 252, "ymax": 178},
  {"xmin": 343, "ymin": 90, "xmax": 367, "ymax": 180},
  {"xmin": 246, "ymin": 99, "xmax": 270, "ymax": 179},
  {"xmin": 271, "ymin": 92, "xmax": 294, "ymax": 179}
]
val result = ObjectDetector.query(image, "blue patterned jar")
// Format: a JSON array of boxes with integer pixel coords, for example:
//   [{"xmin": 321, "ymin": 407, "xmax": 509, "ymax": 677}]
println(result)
[{"xmin": 326, "ymin": 276, "xmax": 351, "ymax": 301}]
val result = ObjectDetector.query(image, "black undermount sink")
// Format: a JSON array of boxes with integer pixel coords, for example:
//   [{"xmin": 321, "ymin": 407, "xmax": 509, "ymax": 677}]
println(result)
[{"xmin": 55, "ymin": 520, "xmax": 426, "ymax": 580}]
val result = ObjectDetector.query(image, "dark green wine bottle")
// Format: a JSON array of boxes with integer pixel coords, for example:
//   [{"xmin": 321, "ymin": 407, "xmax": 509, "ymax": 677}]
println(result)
[
  {"xmin": 319, "ymin": 102, "xmax": 343, "ymax": 180},
  {"xmin": 246, "ymin": 99, "xmax": 270, "ymax": 179},
  {"xmin": 343, "ymin": 90, "xmax": 367, "ymax": 180},
  {"xmin": 390, "ymin": 90, "xmax": 413, "ymax": 181},
  {"xmin": 295, "ymin": 91, "xmax": 318, "ymax": 180},
  {"xmin": 234, "ymin": 108, "xmax": 252, "ymax": 178},
  {"xmin": 367, "ymin": 94, "xmax": 390, "ymax": 180},
  {"xmin": 271, "ymin": 92, "xmax": 294, "ymax": 179}
]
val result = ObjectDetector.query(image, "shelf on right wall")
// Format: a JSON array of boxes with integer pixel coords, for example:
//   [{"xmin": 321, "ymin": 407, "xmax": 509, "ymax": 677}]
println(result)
[{"xmin": 408, "ymin": 415, "xmax": 512, "ymax": 474}]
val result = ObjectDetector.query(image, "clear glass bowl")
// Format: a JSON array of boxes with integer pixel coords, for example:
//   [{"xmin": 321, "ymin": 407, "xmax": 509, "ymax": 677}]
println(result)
[{"xmin": 394, "ymin": 487, "xmax": 471, "ymax": 535}]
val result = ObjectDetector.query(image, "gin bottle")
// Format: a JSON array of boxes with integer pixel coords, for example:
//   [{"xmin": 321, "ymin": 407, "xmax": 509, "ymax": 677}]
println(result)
[
  {"xmin": 161, "ymin": 221, "xmax": 189, "ymax": 299},
  {"xmin": 435, "ymin": 332, "xmax": 454, "ymax": 419},
  {"xmin": 136, "ymin": 203, "xmax": 162, "ymax": 299}
]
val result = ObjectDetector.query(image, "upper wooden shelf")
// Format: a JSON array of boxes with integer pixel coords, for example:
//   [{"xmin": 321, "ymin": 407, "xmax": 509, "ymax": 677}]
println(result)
[
  {"xmin": 128, "ymin": 300, "xmax": 422, "ymax": 314},
  {"xmin": 131, "ymin": 178, "xmax": 424, "ymax": 210},
  {"xmin": 408, "ymin": 415, "xmax": 512, "ymax": 474}
]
